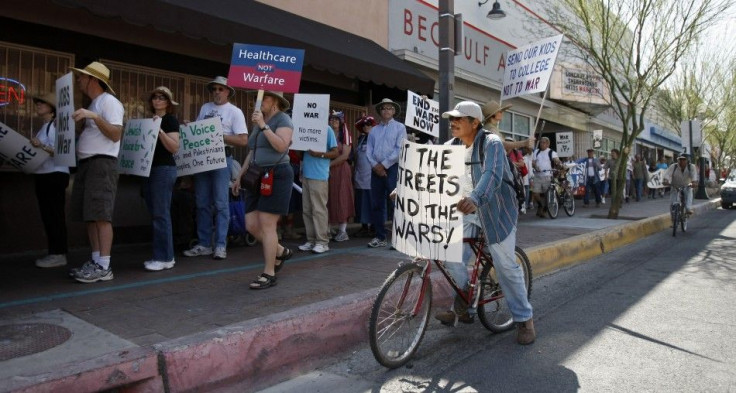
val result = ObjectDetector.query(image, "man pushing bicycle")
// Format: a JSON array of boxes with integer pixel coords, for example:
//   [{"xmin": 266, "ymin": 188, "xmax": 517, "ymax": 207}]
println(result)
[
  {"xmin": 440, "ymin": 101, "xmax": 535, "ymax": 345},
  {"xmin": 664, "ymin": 153, "xmax": 698, "ymax": 215}
]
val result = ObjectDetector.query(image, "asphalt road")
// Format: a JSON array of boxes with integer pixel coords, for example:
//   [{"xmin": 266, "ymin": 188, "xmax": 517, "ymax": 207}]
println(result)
[{"xmin": 249, "ymin": 208, "xmax": 736, "ymax": 393}]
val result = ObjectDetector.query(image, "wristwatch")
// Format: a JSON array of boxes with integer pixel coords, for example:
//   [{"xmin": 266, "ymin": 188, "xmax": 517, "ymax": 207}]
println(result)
[{"xmin": 261, "ymin": 125, "xmax": 270, "ymax": 131}]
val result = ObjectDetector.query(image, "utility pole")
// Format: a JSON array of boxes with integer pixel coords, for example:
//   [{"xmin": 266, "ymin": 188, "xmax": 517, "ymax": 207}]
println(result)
[{"xmin": 438, "ymin": 0, "xmax": 455, "ymax": 143}]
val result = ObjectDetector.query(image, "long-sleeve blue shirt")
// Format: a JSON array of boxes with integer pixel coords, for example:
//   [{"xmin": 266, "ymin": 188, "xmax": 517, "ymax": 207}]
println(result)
[{"xmin": 366, "ymin": 119, "xmax": 406, "ymax": 169}]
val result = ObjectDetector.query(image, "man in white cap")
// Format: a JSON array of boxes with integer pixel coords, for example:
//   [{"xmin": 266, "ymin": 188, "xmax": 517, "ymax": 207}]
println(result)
[
  {"xmin": 68, "ymin": 61, "xmax": 124, "ymax": 283},
  {"xmin": 184, "ymin": 76, "xmax": 248, "ymax": 260},
  {"xmin": 664, "ymin": 153, "xmax": 698, "ymax": 214},
  {"xmin": 438, "ymin": 101, "xmax": 535, "ymax": 345}
]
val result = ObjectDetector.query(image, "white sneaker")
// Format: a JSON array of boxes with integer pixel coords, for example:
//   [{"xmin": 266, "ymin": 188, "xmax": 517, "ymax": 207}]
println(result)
[
  {"xmin": 36, "ymin": 254, "xmax": 67, "ymax": 268},
  {"xmin": 183, "ymin": 245, "xmax": 213, "ymax": 257},
  {"xmin": 520, "ymin": 206, "xmax": 527, "ymax": 214},
  {"xmin": 333, "ymin": 231, "xmax": 349, "ymax": 242},
  {"xmin": 601, "ymin": 197, "xmax": 606, "ymax": 204},
  {"xmin": 144, "ymin": 259, "xmax": 175, "ymax": 271},
  {"xmin": 298, "ymin": 241, "xmax": 315, "ymax": 251},
  {"xmin": 213, "ymin": 246, "xmax": 227, "ymax": 260},
  {"xmin": 312, "ymin": 243, "xmax": 329, "ymax": 254},
  {"xmin": 368, "ymin": 237, "xmax": 388, "ymax": 248}
]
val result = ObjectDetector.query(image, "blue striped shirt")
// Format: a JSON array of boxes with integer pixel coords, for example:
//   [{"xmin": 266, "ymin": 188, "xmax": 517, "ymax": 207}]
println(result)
[{"xmin": 366, "ymin": 119, "xmax": 406, "ymax": 169}]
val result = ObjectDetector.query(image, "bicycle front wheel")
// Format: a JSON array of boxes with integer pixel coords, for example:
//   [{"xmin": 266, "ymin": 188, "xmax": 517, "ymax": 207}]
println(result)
[
  {"xmin": 671, "ymin": 207, "xmax": 680, "ymax": 237},
  {"xmin": 369, "ymin": 262, "xmax": 431, "ymax": 369},
  {"xmin": 478, "ymin": 247, "xmax": 533, "ymax": 333},
  {"xmin": 546, "ymin": 187, "xmax": 559, "ymax": 218},
  {"xmin": 563, "ymin": 190, "xmax": 575, "ymax": 216},
  {"xmin": 681, "ymin": 207, "xmax": 688, "ymax": 232}
]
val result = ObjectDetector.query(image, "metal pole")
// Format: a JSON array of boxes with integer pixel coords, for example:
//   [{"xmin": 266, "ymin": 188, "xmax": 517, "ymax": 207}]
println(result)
[
  {"xmin": 692, "ymin": 119, "xmax": 709, "ymax": 199},
  {"xmin": 438, "ymin": 0, "xmax": 455, "ymax": 143}
]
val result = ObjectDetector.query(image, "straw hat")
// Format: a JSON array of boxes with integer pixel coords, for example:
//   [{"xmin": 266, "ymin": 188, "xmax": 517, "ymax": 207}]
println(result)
[
  {"xmin": 481, "ymin": 100, "xmax": 512, "ymax": 123},
  {"xmin": 263, "ymin": 91, "xmax": 290, "ymax": 111},
  {"xmin": 70, "ymin": 61, "xmax": 115, "ymax": 95},
  {"xmin": 374, "ymin": 98, "xmax": 401, "ymax": 116},
  {"xmin": 206, "ymin": 76, "xmax": 236, "ymax": 98},
  {"xmin": 148, "ymin": 86, "xmax": 179, "ymax": 106},
  {"xmin": 31, "ymin": 92, "xmax": 57, "ymax": 110}
]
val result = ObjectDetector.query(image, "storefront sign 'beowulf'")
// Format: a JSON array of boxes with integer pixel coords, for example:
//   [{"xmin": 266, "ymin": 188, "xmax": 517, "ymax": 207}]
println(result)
[{"xmin": 227, "ymin": 43, "xmax": 305, "ymax": 93}]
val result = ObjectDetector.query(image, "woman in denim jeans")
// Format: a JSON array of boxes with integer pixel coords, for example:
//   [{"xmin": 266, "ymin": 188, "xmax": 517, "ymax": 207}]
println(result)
[{"xmin": 142, "ymin": 87, "xmax": 180, "ymax": 271}]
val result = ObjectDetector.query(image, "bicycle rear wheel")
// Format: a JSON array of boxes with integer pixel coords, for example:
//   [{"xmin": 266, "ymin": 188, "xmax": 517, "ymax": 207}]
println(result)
[
  {"xmin": 563, "ymin": 190, "xmax": 575, "ymax": 216},
  {"xmin": 546, "ymin": 187, "xmax": 559, "ymax": 218},
  {"xmin": 478, "ymin": 247, "xmax": 533, "ymax": 333},
  {"xmin": 369, "ymin": 262, "xmax": 431, "ymax": 369}
]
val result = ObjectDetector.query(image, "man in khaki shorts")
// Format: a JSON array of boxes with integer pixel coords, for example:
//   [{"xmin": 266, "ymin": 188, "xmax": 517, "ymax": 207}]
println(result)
[{"xmin": 531, "ymin": 137, "xmax": 560, "ymax": 217}]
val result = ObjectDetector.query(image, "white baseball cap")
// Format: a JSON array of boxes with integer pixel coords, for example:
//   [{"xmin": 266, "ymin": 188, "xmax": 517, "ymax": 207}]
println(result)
[{"xmin": 442, "ymin": 101, "xmax": 483, "ymax": 123}]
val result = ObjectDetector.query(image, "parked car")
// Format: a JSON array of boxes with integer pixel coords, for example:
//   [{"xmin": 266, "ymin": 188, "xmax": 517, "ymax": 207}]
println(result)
[{"xmin": 720, "ymin": 172, "xmax": 736, "ymax": 209}]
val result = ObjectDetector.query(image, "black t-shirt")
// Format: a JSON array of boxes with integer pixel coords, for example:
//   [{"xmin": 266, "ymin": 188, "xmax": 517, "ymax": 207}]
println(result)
[{"xmin": 152, "ymin": 114, "xmax": 179, "ymax": 167}]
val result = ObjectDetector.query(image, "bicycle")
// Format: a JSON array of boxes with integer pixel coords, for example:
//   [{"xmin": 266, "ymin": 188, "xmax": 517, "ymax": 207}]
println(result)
[
  {"xmin": 368, "ymin": 237, "xmax": 532, "ymax": 369},
  {"xmin": 670, "ymin": 186, "xmax": 689, "ymax": 237},
  {"xmin": 545, "ymin": 169, "xmax": 575, "ymax": 219}
]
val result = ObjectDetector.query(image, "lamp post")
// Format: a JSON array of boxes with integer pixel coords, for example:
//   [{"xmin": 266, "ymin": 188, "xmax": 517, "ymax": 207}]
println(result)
[
  {"xmin": 438, "ymin": 0, "xmax": 456, "ymax": 143},
  {"xmin": 691, "ymin": 119, "xmax": 709, "ymax": 199}
]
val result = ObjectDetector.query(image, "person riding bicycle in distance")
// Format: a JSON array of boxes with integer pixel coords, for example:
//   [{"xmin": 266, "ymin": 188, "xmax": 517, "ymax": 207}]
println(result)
[
  {"xmin": 438, "ymin": 101, "xmax": 535, "ymax": 345},
  {"xmin": 531, "ymin": 137, "xmax": 562, "ymax": 218},
  {"xmin": 664, "ymin": 153, "xmax": 698, "ymax": 214}
]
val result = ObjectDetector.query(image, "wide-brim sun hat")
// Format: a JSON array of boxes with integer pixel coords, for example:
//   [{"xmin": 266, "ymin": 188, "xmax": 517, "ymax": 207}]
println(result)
[
  {"xmin": 482, "ymin": 100, "xmax": 512, "ymax": 123},
  {"xmin": 355, "ymin": 115, "xmax": 376, "ymax": 132},
  {"xmin": 206, "ymin": 76, "xmax": 236, "ymax": 98},
  {"xmin": 70, "ymin": 61, "xmax": 115, "ymax": 95},
  {"xmin": 374, "ymin": 98, "xmax": 401, "ymax": 116},
  {"xmin": 148, "ymin": 86, "xmax": 179, "ymax": 106},
  {"xmin": 31, "ymin": 92, "xmax": 57, "ymax": 110},
  {"xmin": 441, "ymin": 101, "xmax": 483, "ymax": 123},
  {"xmin": 263, "ymin": 91, "xmax": 290, "ymax": 111}
]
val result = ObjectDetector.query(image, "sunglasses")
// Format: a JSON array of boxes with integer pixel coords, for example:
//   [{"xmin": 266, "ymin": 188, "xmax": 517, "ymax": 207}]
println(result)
[
  {"xmin": 447, "ymin": 116, "xmax": 468, "ymax": 122},
  {"xmin": 211, "ymin": 86, "xmax": 228, "ymax": 92},
  {"xmin": 380, "ymin": 106, "xmax": 395, "ymax": 111},
  {"xmin": 151, "ymin": 94, "xmax": 168, "ymax": 101}
]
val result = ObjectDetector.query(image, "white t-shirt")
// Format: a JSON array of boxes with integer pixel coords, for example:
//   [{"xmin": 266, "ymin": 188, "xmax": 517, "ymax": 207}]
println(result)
[
  {"xmin": 34, "ymin": 121, "xmax": 69, "ymax": 174},
  {"xmin": 76, "ymin": 92, "xmax": 124, "ymax": 159},
  {"xmin": 461, "ymin": 144, "xmax": 474, "ymax": 197},
  {"xmin": 533, "ymin": 148, "xmax": 558, "ymax": 176},
  {"xmin": 196, "ymin": 102, "xmax": 247, "ymax": 142}
]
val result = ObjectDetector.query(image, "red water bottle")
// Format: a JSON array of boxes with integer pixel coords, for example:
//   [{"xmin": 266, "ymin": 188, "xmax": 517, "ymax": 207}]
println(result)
[{"xmin": 260, "ymin": 169, "xmax": 273, "ymax": 196}]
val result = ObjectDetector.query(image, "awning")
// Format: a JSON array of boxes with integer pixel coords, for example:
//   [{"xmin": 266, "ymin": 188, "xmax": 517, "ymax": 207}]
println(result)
[{"xmin": 44, "ymin": 0, "xmax": 436, "ymax": 94}]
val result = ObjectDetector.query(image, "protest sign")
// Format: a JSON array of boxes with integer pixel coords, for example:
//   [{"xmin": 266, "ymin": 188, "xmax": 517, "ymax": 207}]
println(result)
[
  {"xmin": 593, "ymin": 129, "xmax": 602, "ymax": 149},
  {"xmin": 227, "ymin": 43, "xmax": 305, "ymax": 93},
  {"xmin": 501, "ymin": 34, "xmax": 563, "ymax": 100},
  {"xmin": 118, "ymin": 118, "xmax": 162, "ymax": 176},
  {"xmin": 568, "ymin": 162, "xmax": 586, "ymax": 191},
  {"xmin": 556, "ymin": 131, "xmax": 573, "ymax": 157},
  {"xmin": 174, "ymin": 117, "xmax": 227, "ymax": 177},
  {"xmin": 290, "ymin": 94, "xmax": 330, "ymax": 152},
  {"xmin": 0, "ymin": 121, "xmax": 49, "ymax": 173},
  {"xmin": 393, "ymin": 140, "xmax": 464, "ymax": 263},
  {"xmin": 647, "ymin": 168, "xmax": 667, "ymax": 189},
  {"xmin": 404, "ymin": 91, "xmax": 439, "ymax": 138},
  {"xmin": 54, "ymin": 72, "xmax": 75, "ymax": 167}
]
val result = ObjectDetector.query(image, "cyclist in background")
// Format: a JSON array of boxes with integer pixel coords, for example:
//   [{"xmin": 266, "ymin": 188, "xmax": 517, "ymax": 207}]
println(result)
[
  {"xmin": 531, "ymin": 137, "xmax": 561, "ymax": 218},
  {"xmin": 664, "ymin": 153, "xmax": 698, "ymax": 214}
]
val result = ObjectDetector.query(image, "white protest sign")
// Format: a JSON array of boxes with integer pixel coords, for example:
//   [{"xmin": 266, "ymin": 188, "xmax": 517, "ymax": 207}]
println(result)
[
  {"xmin": 404, "ymin": 91, "xmax": 439, "ymax": 138},
  {"xmin": 392, "ymin": 140, "xmax": 464, "ymax": 263},
  {"xmin": 291, "ymin": 94, "xmax": 330, "ymax": 152},
  {"xmin": 118, "ymin": 118, "xmax": 162, "ymax": 176},
  {"xmin": 501, "ymin": 34, "xmax": 564, "ymax": 100},
  {"xmin": 0, "ymin": 121, "xmax": 50, "ymax": 173},
  {"xmin": 54, "ymin": 72, "xmax": 76, "ymax": 167},
  {"xmin": 647, "ymin": 168, "xmax": 667, "ymax": 189},
  {"xmin": 593, "ymin": 129, "xmax": 602, "ymax": 149},
  {"xmin": 568, "ymin": 162, "xmax": 586, "ymax": 191},
  {"xmin": 174, "ymin": 117, "xmax": 227, "ymax": 176},
  {"xmin": 556, "ymin": 131, "xmax": 573, "ymax": 157}
]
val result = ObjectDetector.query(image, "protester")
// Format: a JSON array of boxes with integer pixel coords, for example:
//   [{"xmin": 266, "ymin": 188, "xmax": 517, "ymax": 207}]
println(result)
[
  {"xmin": 353, "ymin": 115, "xmax": 378, "ymax": 237},
  {"xmin": 68, "ymin": 61, "xmax": 124, "ymax": 283},
  {"xmin": 505, "ymin": 136, "xmax": 528, "ymax": 214},
  {"xmin": 231, "ymin": 91, "xmax": 293, "ymax": 289},
  {"xmin": 656, "ymin": 157, "xmax": 669, "ymax": 197},
  {"xmin": 531, "ymin": 137, "xmax": 560, "ymax": 217},
  {"xmin": 604, "ymin": 149, "xmax": 621, "ymax": 206},
  {"xmin": 522, "ymin": 147, "xmax": 533, "ymax": 210},
  {"xmin": 633, "ymin": 154, "xmax": 647, "ymax": 202},
  {"xmin": 576, "ymin": 148, "xmax": 602, "ymax": 207},
  {"xmin": 648, "ymin": 162, "xmax": 659, "ymax": 199},
  {"xmin": 298, "ymin": 116, "xmax": 338, "ymax": 254},
  {"xmin": 366, "ymin": 98, "xmax": 406, "ymax": 248},
  {"xmin": 184, "ymin": 76, "xmax": 247, "ymax": 260},
  {"xmin": 327, "ymin": 111, "xmax": 354, "ymax": 242},
  {"xmin": 436, "ymin": 101, "xmax": 535, "ymax": 345},
  {"xmin": 29, "ymin": 92, "xmax": 70, "ymax": 268},
  {"xmin": 598, "ymin": 157, "xmax": 608, "ymax": 204},
  {"xmin": 664, "ymin": 153, "xmax": 698, "ymax": 215},
  {"xmin": 141, "ymin": 87, "xmax": 180, "ymax": 271}
]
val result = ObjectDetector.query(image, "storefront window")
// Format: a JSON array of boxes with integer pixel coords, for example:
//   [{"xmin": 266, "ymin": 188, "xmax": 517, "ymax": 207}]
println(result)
[{"xmin": 498, "ymin": 111, "xmax": 532, "ymax": 141}]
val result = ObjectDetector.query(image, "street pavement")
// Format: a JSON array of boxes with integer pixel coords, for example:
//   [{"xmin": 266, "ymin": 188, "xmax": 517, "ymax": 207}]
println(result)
[{"xmin": 0, "ymin": 193, "xmax": 722, "ymax": 392}]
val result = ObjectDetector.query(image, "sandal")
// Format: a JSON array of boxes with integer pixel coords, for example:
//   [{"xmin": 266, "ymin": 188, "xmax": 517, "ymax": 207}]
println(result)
[
  {"xmin": 249, "ymin": 273, "xmax": 277, "ymax": 289},
  {"xmin": 275, "ymin": 247, "xmax": 292, "ymax": 273}
]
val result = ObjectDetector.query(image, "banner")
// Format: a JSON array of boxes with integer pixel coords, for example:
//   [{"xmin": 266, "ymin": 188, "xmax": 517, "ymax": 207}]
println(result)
[
  {"xmin": 54, "ymin": 72, "xmax": 76, "ymax": 167},
  {"xmin": 227, "ymin": 43, "xmax": 305, "ymax": 93},
  {"xmin": 0, "ymin": 121, "xmax": 49, "ymax": 173},
  {"xmin": 174, "ymin": 118, "xmax": 227, "ymax": 177},
  {"xmin": 118, "ymin": 118, "xmax": 162, "ymax": 176},
  {"xmin": 404, "ymin": 91, "xmax": 439, "ymax": 138},
  {"xmin": 392, "ymin": 140, "xmax": 464, "ymax": 262},
  {"xmin": 556, "ymin": 131, "xmax": 573, "ymax": 157},
  {"xmin": 501, "ymin": 34, "xmax": 564, "ymax": 100},
  {"xmin": 647, "ymin": 168, "xmax": 667, "ymax": 189},
  {"xmin": 568, "ymin": 162, "xmax": 586, "ymax": 191},
  {"xmin": 290, "ymin": 94, "xmax": 330, "ymax": 152}
]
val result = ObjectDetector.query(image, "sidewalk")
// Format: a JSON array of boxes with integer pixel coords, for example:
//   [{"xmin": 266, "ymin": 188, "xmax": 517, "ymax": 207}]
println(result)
[{"xmin": 0, "ymin": 195, "xmax": 720, "ymax": 392}]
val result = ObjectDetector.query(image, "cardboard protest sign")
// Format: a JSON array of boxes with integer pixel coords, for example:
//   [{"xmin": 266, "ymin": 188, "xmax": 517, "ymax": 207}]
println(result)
[
  {"xmin": 501, "ymin": 34, "xmax": 563, "ymax": 100},
  {"xmin": 0, "ymin": 121, "xmax": 49, "ymax": 173},
  {"xmin": 404, "ymin": 91, "xmax": 439, "ymax": 138},
  {"xmin": 556, "ymin": 131, "xmax": 573, "ymax": 157},
  {"xmin": 54, "ymin": 72, "xmax": 75, "ymax": 167},
  {"xmin": 118, "ymin": 118, "xmax": 162, "ymax": 176},
  {"xmin": 290, "ymin": 94, "xmax": 330, "ymax": 152},
  {"xmin": 568, "ymin": 162, "xmax": 586, "ymax": 191},
  {"xmin": 174, "ymin": 117, "xmax": 227, "ymax": 177},
  {"xmin": 647, "ymin": 168, "xmax": 667, "ymax": 189},
  {"xmin": 393, "ymin": 140, "xmax": 464, "ymax": 263},
  {"xmin": 227, "ymin": 43, "xmax": 305, "ymax": 93},
  {"xmin": 593, "ymin": 129, "xmax": 602, "ymax": 149}
]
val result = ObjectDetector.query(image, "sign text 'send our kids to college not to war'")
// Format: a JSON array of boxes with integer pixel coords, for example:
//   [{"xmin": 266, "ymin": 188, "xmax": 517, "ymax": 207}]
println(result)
[
  {"xmin": 227, "ymin": 43, "xmax": 305, "ymax": 93},
  {"xmin": 501, "ymin": 34, "xmax": 563, "ymax": 100}
]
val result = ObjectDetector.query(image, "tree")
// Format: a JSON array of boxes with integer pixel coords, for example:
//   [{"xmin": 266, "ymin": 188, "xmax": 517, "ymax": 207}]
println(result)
[{"xmin": 544, "ymin": 0, "xmax": 733, "ymax": 218}]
